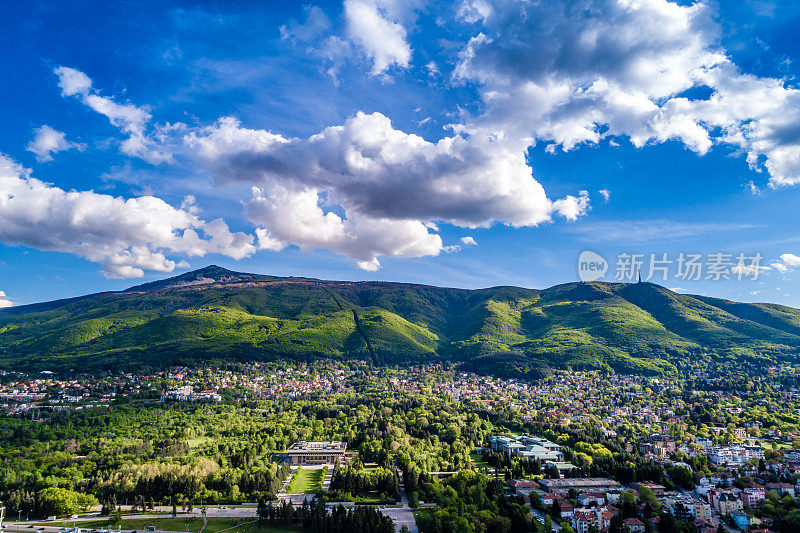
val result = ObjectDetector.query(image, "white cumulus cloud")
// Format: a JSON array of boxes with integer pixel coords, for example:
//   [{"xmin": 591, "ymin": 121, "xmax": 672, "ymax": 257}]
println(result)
[
  {"xmin": 344, "ymin": 0, "xmax": 413, "ymax": 75},
  {"xmin": 0, "ymin": 291, "xmax": 12, "ymax": 308},
  {"xmin": 249, "ymin": 182, "xmax": 442, "ymax": 270},
  {"xmin": 40, "ymin": 0, "xmax": 800, "ymax": 276},
  {"xmin": 768, "ymin": 253, "xmax": 800, "ymax": 275},
  {"xmin": 186, "ymin": 112, "xmax": 587, "ymax": 269},
  {"xmin": 283, "ymin": 1, "xmax": 419, "ymax": 79},
  {"xmin": 780, "ymin": 253, "xmax": 800, "ymax": 268},
  {"xmin": 0, "ymin": 154, "xmax": 255, "ymax": 278},
  {"xmin": 26, "ymin": 125, "xmax": 85, "ymax": 163},
  {"xmin": 452, "ymin": 0, "xmax": 800, "ymax": 186}
]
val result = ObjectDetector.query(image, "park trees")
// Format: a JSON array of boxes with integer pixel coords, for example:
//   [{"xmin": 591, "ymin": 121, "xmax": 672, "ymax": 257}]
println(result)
[{"xmin": 38, "ymin": 487, "xmax": 98, "ymax": 517}]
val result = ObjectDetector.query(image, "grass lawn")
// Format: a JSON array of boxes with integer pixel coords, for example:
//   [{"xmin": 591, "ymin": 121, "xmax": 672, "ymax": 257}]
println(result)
[
  {"xmin": 287, "ymin": 466, "xmax": 327, "ymax": 494},
  {"xmin": 469, "ymin": 453, "xmax": 490, "ymax": 468},
  {"xmin": 65, "ymin": 517, "xmax": 300, "ymax": 533},
  {"xmin": 760, "ymin": 441, "xmax": 791, "ymax": 450}
]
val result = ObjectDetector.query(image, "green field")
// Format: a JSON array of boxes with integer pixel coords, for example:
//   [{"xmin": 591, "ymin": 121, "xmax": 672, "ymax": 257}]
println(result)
[
  {"xmin": 63, "ymin": 517, "xmax": 300, "ymax": 533},
  {"xmin": 469, "ymin": 453, "xmax": 490, "ymax": 469},
  {"xmin": 286, "ymin": 466, "xmax": 327, "ymax": 494},
  {"xmin": 759, "ymin": 440, "xmax": 791, "ymax": 450}
]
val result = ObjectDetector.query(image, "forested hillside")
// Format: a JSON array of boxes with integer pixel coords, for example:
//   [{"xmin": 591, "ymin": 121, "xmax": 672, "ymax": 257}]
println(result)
[{"xmin": 1, "ymin": 265, "xmax": 799, "ymax": 376}]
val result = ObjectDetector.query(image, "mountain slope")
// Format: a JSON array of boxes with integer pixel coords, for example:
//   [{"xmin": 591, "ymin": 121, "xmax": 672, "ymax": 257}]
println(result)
[{"xmin": 1, "ymin": 266, "xmax": 798, "ymax": 375}]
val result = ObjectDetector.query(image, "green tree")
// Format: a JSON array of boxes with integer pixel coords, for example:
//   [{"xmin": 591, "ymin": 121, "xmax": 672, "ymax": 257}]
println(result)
[
  {"xmin": 637, "ymin": 487, "xmax": 661, "ymax": 518},
  {"xmin": 550, "ymin": 499, "xmax": 562, "ymax": 518},
  {"xmin": 667, "ymin": 465, "xmax": 694, "ymax": 489},
  {"xmin": 38, "ymin": 488, "xmax": 98, "ymax": 517},
  {"xmin": 781, "ymin": 509, "xmax": 800, "ymax": 532}
]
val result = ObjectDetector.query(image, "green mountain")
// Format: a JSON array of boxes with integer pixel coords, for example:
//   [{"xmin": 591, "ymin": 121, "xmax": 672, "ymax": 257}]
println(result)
[{"xmin": 1, "ymin": 265, "xmax": 799, "ymax": 376}]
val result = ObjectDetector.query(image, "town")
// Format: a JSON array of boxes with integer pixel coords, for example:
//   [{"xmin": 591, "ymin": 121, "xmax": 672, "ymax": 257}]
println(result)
[{"xmin": 1, "ymin": 363, "xmax": 800, "ymax": 531}]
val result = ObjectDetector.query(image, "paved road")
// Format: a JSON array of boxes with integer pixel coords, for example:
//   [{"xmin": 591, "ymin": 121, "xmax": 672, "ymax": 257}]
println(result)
[
  {"xmin": 2, "ymin": 464, "xmax": 420, "ymax": 533},
  {"xmin": 381, "ymin": 506, "xmax": 417, "ymax": 533},
  {"xmin": 321, "ymin": 467, "xmax": 333, "ymax": 491},
  {"xmin": 3, "ymin": 525, "xmax": 179, "ymax": 533},
  {"xmin": 528, "ymin": 507, "xmax": 560, "ymax": 532},
  {"xmin": 1, "ymin": 515, "xmax": 256, "ymax": 533},
  {"xmin": 277, "ymin": 466, "xmax": 299, "ymax": 495},
  {"xmin": 3, "ymin": 506, "xmax": 258, "ymax": 527},
  {"xmin": 379, "ymin": 466, "xmax": 419, "ymax": 533}
]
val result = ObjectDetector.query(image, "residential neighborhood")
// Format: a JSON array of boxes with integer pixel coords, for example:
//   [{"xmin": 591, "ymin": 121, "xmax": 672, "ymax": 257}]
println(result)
[{"xmin": 3, "ymin": 363, "xmax": 800, "ymax": 531}]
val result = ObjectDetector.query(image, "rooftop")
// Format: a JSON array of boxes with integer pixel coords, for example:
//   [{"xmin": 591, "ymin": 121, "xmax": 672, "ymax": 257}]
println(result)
[
  {"xmin": 287, "ymin": 440, "xmax": 347, "ymax": 452},
  {"xmin": 538, "ymin": 477, "xmax": 621, "ymax": 490}
]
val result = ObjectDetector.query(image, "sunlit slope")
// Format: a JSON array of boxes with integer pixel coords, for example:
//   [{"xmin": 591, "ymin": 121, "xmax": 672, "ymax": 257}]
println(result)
[{"xmin": 1, "ymin": 266, "xmax": 798, "ymax": 374}]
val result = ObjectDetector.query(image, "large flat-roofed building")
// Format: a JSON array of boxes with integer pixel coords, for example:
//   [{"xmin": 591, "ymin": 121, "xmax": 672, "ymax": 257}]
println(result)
[
  {"xmin": 538, "ymin": 477, "xmax": 621, "ymax": 494},
  {"xmin": 287, "ymin": 441, "xmax": 348, "ymax": 465},
  {"xmin": 490, "ymin": 435, "xmax": 564, "ymax": 462}
]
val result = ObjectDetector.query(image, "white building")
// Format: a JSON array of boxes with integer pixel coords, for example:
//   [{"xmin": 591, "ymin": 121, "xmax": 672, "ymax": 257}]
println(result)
[
  {"xmin": 707, "ymin": 445, "xmax": 763, "ymax": 465},
  {"xmin": 490, "ymin": 435, "xmax": 564, "ymax": 462},
  {"xmin": 161, "ymin": 386, "xmax": 221, "ymax": 403},
  {"xmin": 571, "ymin": 507, "xmax": 612, "ymax": 533},
  {"xmin": 286, "ymin": 441, "xmax": 350, "ymax": 465}
]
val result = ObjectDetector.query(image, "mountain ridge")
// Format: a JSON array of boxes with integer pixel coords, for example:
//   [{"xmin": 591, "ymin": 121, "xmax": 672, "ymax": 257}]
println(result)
[{"xmin": 1, "ymin": 266, "xmax": 797, "ymax": 376}]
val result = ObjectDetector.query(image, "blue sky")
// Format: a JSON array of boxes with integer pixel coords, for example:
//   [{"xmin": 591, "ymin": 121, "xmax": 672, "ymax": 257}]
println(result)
[{"xmin": 2, "ymin": 0, "xmax": 800, "ymax": 307}]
